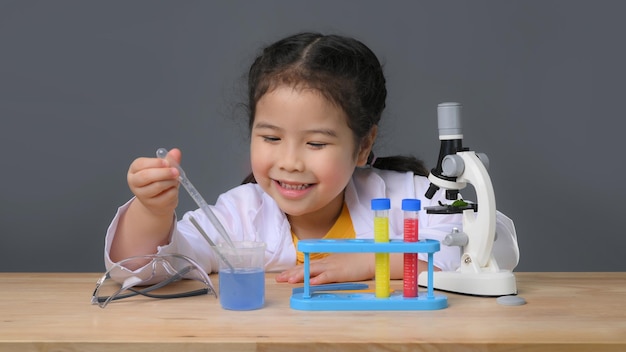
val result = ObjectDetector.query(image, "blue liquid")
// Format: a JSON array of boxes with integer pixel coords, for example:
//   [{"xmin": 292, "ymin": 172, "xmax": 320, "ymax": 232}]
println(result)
[{"xmin": 219, "ymin": 268, "xmax": 265, "ymax": 310}]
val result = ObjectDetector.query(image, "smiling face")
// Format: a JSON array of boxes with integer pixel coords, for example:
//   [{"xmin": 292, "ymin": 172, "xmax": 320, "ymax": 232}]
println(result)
[{"xmin": 250, "ymin": 85, "xmax": 373, "ymax": 224}]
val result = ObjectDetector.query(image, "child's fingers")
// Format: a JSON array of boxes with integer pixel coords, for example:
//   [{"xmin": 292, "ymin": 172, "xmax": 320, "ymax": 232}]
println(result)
[
  {"xmin": 129, "ymin": 156, "xmax": 167, "ymax": 173},
  {"xmin": 308, "ymin": 263, "xmax": 338, "ymax": 285},
  {"xmin": 165, "ymin": 148, "xmax": 182, "ymax": 166},
  {"xmin": 280, "ymin": 263, "xmax": 334, "ymax": 285},
  {"xmin": 132, "ymin": 181, "xmax": 179, "ymax": 214},
  {"xmin": 275, "ymin": 266, "xmax": 307, "ymax": 283},
  {"xmin": 128, "ymin": 159, "xmax": 178, "ymax": 188},
  {"xmin": 134, "ymin": 178, "xmax": 179, "ymax": 199}
]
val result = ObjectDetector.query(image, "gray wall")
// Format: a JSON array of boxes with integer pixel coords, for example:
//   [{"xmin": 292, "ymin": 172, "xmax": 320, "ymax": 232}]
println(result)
[{"xmin": 1, "ymin": 0, "xmax": 624, "ymax": 272}]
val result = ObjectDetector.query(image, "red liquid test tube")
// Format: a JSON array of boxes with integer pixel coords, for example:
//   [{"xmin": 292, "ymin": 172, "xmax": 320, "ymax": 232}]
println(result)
[{"xmin": 402, "ymin": 199, "xmax": 421, "ymax": 298}]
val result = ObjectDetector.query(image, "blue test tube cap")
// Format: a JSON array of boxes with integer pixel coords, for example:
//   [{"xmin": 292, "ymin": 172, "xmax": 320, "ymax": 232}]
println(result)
[
  {"xmin": 371, "ymin": 198, "xmax": 390, "ymax": 210},
  {"xmin": 402, "ymin": 198, "xmax": 421, "ymax": 211}
]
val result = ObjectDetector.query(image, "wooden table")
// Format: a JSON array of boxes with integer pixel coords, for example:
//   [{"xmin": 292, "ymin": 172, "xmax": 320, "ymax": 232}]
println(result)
[{"xmin": 0, "ymin": 272, "xmax": 624, "ymax": 351}]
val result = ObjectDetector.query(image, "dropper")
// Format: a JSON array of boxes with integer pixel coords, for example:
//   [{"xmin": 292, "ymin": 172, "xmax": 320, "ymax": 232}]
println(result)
[
  {"xmin": 189, "ymin": 215, "xmax": 234, "ymax": 272},
  {"xmin": 156, "ymin": 148, "xmax": 235, "ymax": 247}
]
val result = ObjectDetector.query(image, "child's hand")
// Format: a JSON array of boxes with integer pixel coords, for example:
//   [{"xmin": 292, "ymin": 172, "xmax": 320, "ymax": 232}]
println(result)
[
  {"xmin": 127, "ymin": 148, "xmax": 182, "ymax": 217},
  {"xmin": 275, "ymin": 253, "xmax": 375, "ymax": 285}
]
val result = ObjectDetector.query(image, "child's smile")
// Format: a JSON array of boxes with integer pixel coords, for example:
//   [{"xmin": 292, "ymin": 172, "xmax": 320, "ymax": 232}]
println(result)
[{"xmin": 274, "ymin": 180, "xmax": 314, "ymax": 199}]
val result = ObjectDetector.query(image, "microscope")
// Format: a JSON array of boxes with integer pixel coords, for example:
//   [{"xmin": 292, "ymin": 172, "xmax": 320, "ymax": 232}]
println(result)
[{"xmin": 417, "ymin": 102, "xmax": 517, "ymax": 296}]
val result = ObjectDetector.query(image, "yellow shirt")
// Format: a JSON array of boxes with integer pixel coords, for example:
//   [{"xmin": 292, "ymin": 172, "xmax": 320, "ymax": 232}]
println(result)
[{"xmin": 291, "ymin": 203, "xmax": 356, "ymax": 265}]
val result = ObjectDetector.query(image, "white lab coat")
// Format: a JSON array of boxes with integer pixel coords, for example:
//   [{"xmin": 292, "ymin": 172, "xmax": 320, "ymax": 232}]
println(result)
[{"xmin": 104, "ymin": 167, "xmax": 519, "ymax": 277}]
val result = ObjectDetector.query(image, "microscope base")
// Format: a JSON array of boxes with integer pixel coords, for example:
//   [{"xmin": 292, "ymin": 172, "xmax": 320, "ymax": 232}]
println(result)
[{"xmin": 418, "ymin": 270, "xmax": 517, "ymax": 296}]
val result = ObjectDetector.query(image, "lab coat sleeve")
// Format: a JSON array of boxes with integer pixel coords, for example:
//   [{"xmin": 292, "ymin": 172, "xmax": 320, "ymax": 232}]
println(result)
[
  {"xmin": 493, "ymin": 210, "xmax": 520, "ymax": 270},
  {"xmin": 103, "ymin": 199, "xmax": 236, "ymax": 278},
  {"xmin": 103, "ymin": 198, "xmax": 189, "ymax": 284}
]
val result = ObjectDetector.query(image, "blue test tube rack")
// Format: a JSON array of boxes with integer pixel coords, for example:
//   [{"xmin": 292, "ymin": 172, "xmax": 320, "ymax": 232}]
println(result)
[{"xmin": 290, "ymin": 239, "xmax": 448, "ymax": 311}]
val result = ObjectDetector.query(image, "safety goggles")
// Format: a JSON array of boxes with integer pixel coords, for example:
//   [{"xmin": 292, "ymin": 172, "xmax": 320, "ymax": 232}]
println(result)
[{"xmin": 91, "ymin": 253, "xmax": 216, "ymax": 308}]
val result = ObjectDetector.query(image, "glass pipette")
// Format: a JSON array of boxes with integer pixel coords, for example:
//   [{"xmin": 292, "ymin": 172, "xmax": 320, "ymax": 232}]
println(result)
[
  {"xmin": 156, "ymin": 148, "xmax": 235, "ymax": 247},
  {"xmin": 189, "ymin": 215, "xmax": 234, "ymax": 272}
]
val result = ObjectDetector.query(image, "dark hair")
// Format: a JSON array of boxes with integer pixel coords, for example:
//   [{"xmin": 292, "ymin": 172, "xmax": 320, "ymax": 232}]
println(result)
[{"xmin": 242, "ymin": 32, "xmax": 427, "ymax": 184}]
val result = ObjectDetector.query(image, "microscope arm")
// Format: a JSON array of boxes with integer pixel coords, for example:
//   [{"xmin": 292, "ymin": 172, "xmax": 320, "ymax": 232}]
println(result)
[{"xmin": 441, "ymin": 151, "xmax": 496, "ymax": 269}]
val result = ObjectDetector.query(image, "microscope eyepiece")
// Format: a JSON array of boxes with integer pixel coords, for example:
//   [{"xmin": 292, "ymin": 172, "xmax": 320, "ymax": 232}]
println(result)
[{"xmin": 437, "ymin": 102, "xmax": 463, "ymax": 140}]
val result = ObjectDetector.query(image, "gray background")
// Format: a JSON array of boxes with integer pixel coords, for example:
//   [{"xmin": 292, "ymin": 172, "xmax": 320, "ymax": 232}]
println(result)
[{"xmin": 1, "ymin": 0, "xmax": 624, "ymax": 272}]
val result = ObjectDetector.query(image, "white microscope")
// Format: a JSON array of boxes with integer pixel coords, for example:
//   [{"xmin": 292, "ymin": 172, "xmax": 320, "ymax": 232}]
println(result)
[{"xmin": 417, "ymin": 102, "xmax": 517, "ymax": 296}]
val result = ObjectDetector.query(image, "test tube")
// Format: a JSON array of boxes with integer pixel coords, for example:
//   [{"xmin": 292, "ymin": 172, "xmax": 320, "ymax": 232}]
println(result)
[
  {"xmin": 372, "ymin": 198, "xmax": 391, "ymax": 298},
  {"xmin": 402, "ymin": 199, "xmax": 421, "ymax": 298}
]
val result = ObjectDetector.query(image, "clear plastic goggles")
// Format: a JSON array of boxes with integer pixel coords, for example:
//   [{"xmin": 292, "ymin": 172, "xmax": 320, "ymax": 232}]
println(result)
[{"xmin": 92, "ymin": 253, "xmax": 216, "ymax": 308}]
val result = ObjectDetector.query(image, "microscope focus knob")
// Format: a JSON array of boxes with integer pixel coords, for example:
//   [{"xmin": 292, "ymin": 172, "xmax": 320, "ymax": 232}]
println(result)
[
  {"xmin": 441, "ymin": 155, "xmax": 464, "ymax": 177},
  {"xmin": 442, "ymin": 152, "xmax": 490, "ymax": 177},
  {"xmin": 442, "ymin": 228, "xmax": 468, "ymax": 247}
]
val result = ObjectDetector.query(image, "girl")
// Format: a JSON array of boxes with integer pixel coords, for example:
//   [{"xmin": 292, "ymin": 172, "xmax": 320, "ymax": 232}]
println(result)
[{"xmin": 105, "ymin": 32, "xmax": 518, "ymax": 285}]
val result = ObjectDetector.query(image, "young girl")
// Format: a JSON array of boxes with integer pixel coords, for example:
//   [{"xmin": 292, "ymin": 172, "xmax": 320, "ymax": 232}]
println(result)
[{"xmin": 105, "ymin": 32, "xmax": 518, "ymax": 285}]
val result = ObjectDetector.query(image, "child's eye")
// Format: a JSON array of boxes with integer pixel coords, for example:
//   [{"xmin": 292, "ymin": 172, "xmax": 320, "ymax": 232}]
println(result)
[
  {"xmin": 262, "ymin": 136, "xmax": 280, "ymax": 143},
  {"xmin": 308, "ymin": 142, "xmax": 327, "ymax": 149}
]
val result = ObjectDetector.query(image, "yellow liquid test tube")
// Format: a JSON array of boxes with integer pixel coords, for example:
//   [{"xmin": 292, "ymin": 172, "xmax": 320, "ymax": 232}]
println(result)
[{"xmin": 372, "ymin": 198, "xmax": 391, "ymax": 298}]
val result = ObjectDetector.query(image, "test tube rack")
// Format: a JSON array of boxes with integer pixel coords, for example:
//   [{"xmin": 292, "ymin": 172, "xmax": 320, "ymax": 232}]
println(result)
[{"xmin": 290, "ymin": 239, "xmax": 448, "ymax": 311}]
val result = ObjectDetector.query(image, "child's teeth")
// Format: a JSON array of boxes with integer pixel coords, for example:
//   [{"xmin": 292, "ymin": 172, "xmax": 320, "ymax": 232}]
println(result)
[{"xmin": 280, "ymin": 182, "xmax": 310, "ymax": 190}]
